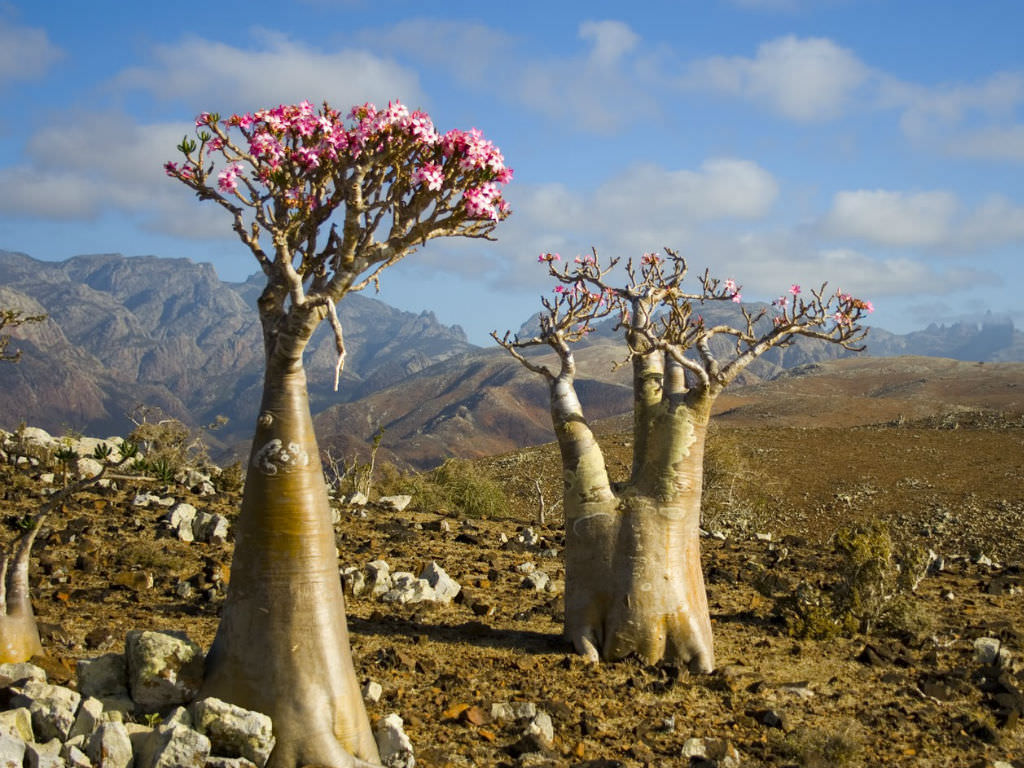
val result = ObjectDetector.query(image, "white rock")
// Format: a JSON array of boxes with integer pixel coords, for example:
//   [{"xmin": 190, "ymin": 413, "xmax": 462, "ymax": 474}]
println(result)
[
  {"xmin": 974, "ymin": 636, "xmax": 1012, "ymax": 666},
  {"xmin": 419, "ymin": 562, "xmax": 461, "ymax": 604},
  {"xmin": 11, "ymin": 681, "xmax": 81, "ymax": 741},
  {"xmin": 0, "ymin": 733, "xmax": 27, "ymax": 768},
  {"xmin": 24, "ymin": 738, "xmax": 62, "ymax": 768},
  {"xmin": 374, "ymin": 713, "xmax": 414, "ymax": 768},
  {"xmin": 126, "ymin": 630, "xmax": 204, "ymax": 713},
  {"xmin": 87, "ymin": 721, "xmax": 133, "ymax": 768},
  {"xmin": 64, "ymin": 743, "xmax": 91, "ymax": 768},
  {"xmin": 205, "ymin": 758, "xmax": 258, "ymax": 768},
  {"xmin": 0, "ymin": 662, "xmax": 46, "ymax": 686},
  {"xmin": 382, "ymin": 574, "xmax": 436, "ymax": 605},
  {"xmin": 490, "ymin": 702, "xmax": 537, "ymax": 722},
  {"xmin": 379, "ymin": 495, "xmax": 412, "ymax": 512},
  {"xmin": 524, "ymin": 711, "xmax": 554, "ymax": 745},
  {"xmin": 166, "ymin": 503, "xmax": 197, "ymax": 542},
  {"xmin": 68, "ymin": 696, "xmax": 104, "ymax": 740},
  {"xmin": 362, "ymin": 680, "xmax": 383, "ymax": 705},
  {"xmin": 192, "ymin": 512, "xmax": 230, "ymax": 544},
  {"xmin": 132, "ymin": 493, "xmax": 162, "ymax": 508},
  {"xmin": 146, "ymin": 723, "xmax": 211, "ymax": 768},
  {"xmin": 348, "ymin": 492, "xmax": 369, "ymax": 507},
  {"xmin": 365, "ymin": 560, "xmax": 393, "ymax": 597},
  {"xmin": 76, "ymin": 457, "xmax": 105, "ymax": 479},
  {"xmin": 191, "ymin": 697, "xmax": 275, "ymax": 768},
  {"xmin": 521, "ymin": 570, "xmax": 550, "ymax": 592},
  {"xmin": 341, "ymin": 567, "xmax": 368, "ymax": 598},
  {"xmin": 0, "ymin": 707, "xmax": 33, "ymax": 742}
]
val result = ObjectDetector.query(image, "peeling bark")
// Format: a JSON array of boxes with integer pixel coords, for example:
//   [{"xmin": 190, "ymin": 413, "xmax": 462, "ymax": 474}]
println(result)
[{"xmin": 201, "ymin": 351, "xmax": 378, "ymax": 767}]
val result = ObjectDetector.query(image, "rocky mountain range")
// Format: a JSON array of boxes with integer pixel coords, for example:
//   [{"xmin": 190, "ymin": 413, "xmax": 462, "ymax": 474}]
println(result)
[{"xmin": 1, "ymin": 249, "xmax": 1021, "ymax": 468}]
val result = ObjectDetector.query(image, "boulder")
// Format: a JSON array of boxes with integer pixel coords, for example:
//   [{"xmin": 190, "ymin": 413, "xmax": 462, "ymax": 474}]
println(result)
[
  {"xmin": 419, "ymin": 562, "xmax": 461, "ymax": 604},
  {"xmin": 10, "ymin": 681, "xmax": 81, "ymax": 742},
  {"xmin": 126, "ymin": 630, "xmax": 204, "ymax": 713},
  {"xmin": 86, "ymin": 720, "xmax": 133, "ymax": 768},
  {"xmin": 191, "ymin": 697, "xmax": 275, "ymax": 768},
  {"xmin": 378, "ymin": 495, "xmax": 412, "ymax": 512},
  {"xmin": 144, "ymin": 723, "xmax": 211, "ymax": 768},
  {"xmin": 77, "ymin": 654, "xmax": 128, "ymax": 700}
]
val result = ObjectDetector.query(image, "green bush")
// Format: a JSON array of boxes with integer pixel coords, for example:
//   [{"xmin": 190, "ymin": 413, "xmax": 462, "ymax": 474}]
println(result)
[
  {"xmin": 767, "ymin": 521, "xmax": 929, "ymax": 639},
  {"xmin": 398, "ymin": 459, "xmax": 508, "ymax": 518}
]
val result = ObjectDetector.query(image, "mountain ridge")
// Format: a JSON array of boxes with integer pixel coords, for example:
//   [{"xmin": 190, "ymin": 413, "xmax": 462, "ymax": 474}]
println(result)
[{"xmin": 1, "ymin": 249, "xmax": 1021, "ymax": 467}]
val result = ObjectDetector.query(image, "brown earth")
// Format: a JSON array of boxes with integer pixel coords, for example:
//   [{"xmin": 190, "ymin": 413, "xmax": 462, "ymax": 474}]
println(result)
[{"xmin": 3, "ymin": 356, "xmax": 1024, "ymax": 767}]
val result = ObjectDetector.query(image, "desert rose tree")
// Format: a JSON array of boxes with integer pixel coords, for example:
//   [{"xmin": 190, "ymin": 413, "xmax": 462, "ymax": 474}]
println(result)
[
  {"xmin": 495, "ymin": 249, "xmax": 871, "ymax": 672},
  {"xmin": 166, "ymin": 100, "xmax": 511, "ymax": 767}
]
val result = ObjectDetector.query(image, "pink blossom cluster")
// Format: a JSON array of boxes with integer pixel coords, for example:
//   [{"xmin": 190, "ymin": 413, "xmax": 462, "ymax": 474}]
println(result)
[{"xmin": 169, "ymin": 100, "xmax": 512, "ymax": 220}]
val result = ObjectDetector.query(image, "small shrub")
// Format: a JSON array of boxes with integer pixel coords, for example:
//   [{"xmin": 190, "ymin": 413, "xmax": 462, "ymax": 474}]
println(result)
[
  {"xmin": 777, "ymin": 719, "xmax": 864, "ymax": 767},
  {"xmin": 769, "ymin": 521, "xmax": 930, "ymax": 639},
  {"xmin": 394, "ymin": 459, "xmax": 508, "ymax": 518}
]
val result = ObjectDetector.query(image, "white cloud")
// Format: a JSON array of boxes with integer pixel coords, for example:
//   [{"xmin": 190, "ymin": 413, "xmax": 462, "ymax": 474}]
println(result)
[
  {"xmin": 684, "ymin": 35, "xmax": 869, "ymax": 121},
  {"xmin": 948, "ymin": 124, "xmax": 1024, "ymax": 161},
  {"xmin": 113, "ymin": 31, "xmax": 423, "ymax": 114},
  {"xmin": 959, "ymin": 195, "xmax": 1024, "ymax": 245},
  {"xmin": 0, "ymin": 17, "xmax": 63, "ymax": 87},
  {"xmin": 823, "ymin": 189, "xmax": 958, "ymax": 246},
  {"xmin": 361, "ymin": 19, "xmax": 513, "ymax": 89},
  {"xmin": 0, "ymin": 111, "xmax": 230, "ymax": 239},
  {"xmin": 515, "ymin": 21, "xmax": 656, "ymax": 134}
]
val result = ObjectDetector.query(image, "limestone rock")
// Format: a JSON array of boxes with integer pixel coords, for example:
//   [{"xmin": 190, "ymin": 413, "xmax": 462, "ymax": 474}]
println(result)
[
  {"xmin": 374, "ymin": 713, "xmax": 414, "ymax": 768},
  {"xmin": 0, "ymin": 733, "xmax": 26, "ymax": 768},
  {"xmin": 365, "ymin": 560, "xmax": 393, "ymax": 597},
  {"xmin": 145, "ymin": 723, "xmax": 211, "ymax": 768},
  {"xmin": 382, "ymin": 572, "xmax": 436, "ymax": 605},
  {"xmin": 420, "ymin": 562, "xmax": 461, "ymax": 604},
  {"xmin": 11, "ymin": 681, "xmax": 81, "ymax": 742},
  {"xmin": 0, "ymin": 662, "xmax": 47, "ymax": 686},
  {"xmin": 24, "ymin": 738, "xmax": 62, "ymax": 768},
  {"xmin": 191, "ymin": 697, "xmax": 275, "ymax": 768},
  {"xmin": 86, "ymin": 720, "xmax": 133, "ymax": 768},
  {"xmin": 0, "ymin": 707, "xmax": 33, "ymax": 742},
  {"xmin": 165, "ymin": 503, "xmax": 197, "ymax": 542},
  {"xmin": 192, "ymin": 512, "xmax": 230, "ymax": 544},
  {"xmin": 126, "ymin": 630, "xmax": 204, "ymax": 713},
  {"xmin": 68, "ymin": 696, "xmax": 104, "ymax": 740},
  {"xmin": 379, "ymin": 495, "xmax": 412, "ymax": 512}
]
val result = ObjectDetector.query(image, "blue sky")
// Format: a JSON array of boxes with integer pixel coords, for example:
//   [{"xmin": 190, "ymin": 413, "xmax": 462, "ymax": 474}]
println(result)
[{"xmin": 1, "ymin": 0, "xmax": 1022, "ymax": 344}]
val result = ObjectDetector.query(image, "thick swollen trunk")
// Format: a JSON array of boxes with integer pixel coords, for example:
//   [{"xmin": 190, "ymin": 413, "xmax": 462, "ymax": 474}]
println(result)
[
  {"xmin": 561, "ymin": 390, "xmax": 715, "ymax": 672},
  {"xmin": 201, "ymin": 354, "xmax": 378, "ymax": 767},
  {"xmin": 0, "ymin": 533, "xmax": 45, "ymax": 663}
]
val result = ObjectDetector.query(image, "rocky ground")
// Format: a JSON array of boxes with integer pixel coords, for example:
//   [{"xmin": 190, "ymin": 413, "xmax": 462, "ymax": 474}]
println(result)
[{"xmin": 1, "ymin": 411, "xmax": 1023, "ymax": 767}]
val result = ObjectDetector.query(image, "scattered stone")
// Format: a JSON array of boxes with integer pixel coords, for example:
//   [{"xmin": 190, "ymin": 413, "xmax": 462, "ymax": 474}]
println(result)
[
  {"xmin": 0, "ymin": 708, "xmax": 34, "ymax": 742},
  {"xmin": 191, "ymin": 697, "xmax": 275, "ymax": 767},
  {"xmin": 0, "ymin": 733, "xmax": 26, "ymax": 768},
  {"xmin": 166, "ymin": 502, "xmax": 198, "ymax": 542},
  {"xmin": 10, "ymin": 681, "xmax": 81, "ymax": 742},
  {"xmin": 419, "ymin": 561, "xmax": 461, "ymax": 604},
  {"xmin": 521, "ymin": 570, "xmax": 550, "ymax": 592},
  {"xmin": 68, "ymin": 696, "xmax": 104, "ymax": 740},
  {"xmin": 64, "ymin": 743, "xmax": 91, "ymax": 768},
  {"xmin": 374, "ymin": 713, "xmax": 415, "ymax": 768},
  {"xmin": 205, "ymin": 758, "xmax": 258, "ymax": 768},
  {"xmin": 365, "ymin": 560, "xmax": 393, "ymax": 597},
  {"xmin": 362, "ymin": 680, "xmax": 384, "ymax": 705},
  {"xmin": 25, "ymin": 737, "xmax": 62, "ymax": 768},
  {"xmin": 975, "ymin": 637, "xmax": 1012, "ymax": 667},
  {"xmin": 379, "ymin": 495, "xmax": 412, "ymax": 512},
  {"xmin": 75, "ymin": 457, "xmax": 105, "ymax": 479},
  {"xmin": 86, "ymin": 720, "xmax": 133, "ymax": 768},
  {"xmin": 382, "ymin": 572, "xmax": 436, "ymax": 605},
  {"xmin": 145, "ymin": 722, "xmax": 212, "ymax": 768},
  {"xmin": 112, "ymin": 571, "xmax": 154, "ymax": 591},
  {"xmin": 126, "ymin": 630, "xmax": 204, "ymax": 713},
  {"xmin": 133, "ymin": 492, "xmax": 163, "ymax": 508},
  {"xmin": 77, "ymin": 653, "xmax": 128, "ymax": 699},
  {"xmin": 0, "ymin": 662, "xmax": 47, "ymax": 686},
  {"xmin": 347, "ymin": 492, "xmax": 369, "ymax": 507},
  {"xmin": 192, "ymin": 511, "xmax": 230, "ymax": 544}
]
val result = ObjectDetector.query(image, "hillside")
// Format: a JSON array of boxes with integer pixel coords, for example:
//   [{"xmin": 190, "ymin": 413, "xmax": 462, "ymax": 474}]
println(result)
[{"xmin": 1, "ymin": 250, "xmax": 1022, "ymax": 469}]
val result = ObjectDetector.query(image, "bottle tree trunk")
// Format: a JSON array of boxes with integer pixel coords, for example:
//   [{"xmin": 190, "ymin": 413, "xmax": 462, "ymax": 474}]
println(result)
[
  {"xmin": 559, "ymin": 354, "xmax": 715, "ymax": 673},
  {"xmin": 0, "ymin": 518, "xmax": 46, "ymax": 663},
  {"xmin": 201, "ymin": 345, "xmax": 379, "ymax": 767}
]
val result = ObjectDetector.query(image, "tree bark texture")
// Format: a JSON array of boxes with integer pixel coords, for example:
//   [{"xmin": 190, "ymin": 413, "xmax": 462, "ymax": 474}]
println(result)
[
  {"xmin": 201, "ymin": 348, "xmax": 378, "ymax": 767},
  {"xmin": 0, "ymin": 520, "xmax": 47, "ymax": 664},
  {"xmin": 555, "ymin": 369, "xmax": 715, "ymax": 672}
]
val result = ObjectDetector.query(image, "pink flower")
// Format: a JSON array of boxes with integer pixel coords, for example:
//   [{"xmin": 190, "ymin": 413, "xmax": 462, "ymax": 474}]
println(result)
[
  {"xmin": 217, "ymin": 163, "xmax": 243, "ymax": 193},
  {"xmin": 554, "ymin": 285, "xmax": 566, "ymax": 294},
  {"xmin": 862, "ymin": 300, "xmax": 874, "ymax": 313},
  {"xmin": 731, "ymin": 293, "xmax": 742, "ymax": 303},
  {"xmin": 412, "ymin": 163, "xmax": 444, "ymax": 191},
  {"xmin": 723, "ymin": 279, "xmax": 737, "ymax": 293},
  {"xmin": 789, "ymin": 284, "xmax": 801, "ymax": 296},
  {"xmin": 773, "ymin": 296, "xmax": 787, "ymax": 308},
  {"xmin": 164, "ymin": 161, "xmax": 179, "ymax": 176},
  {"xmin": 195, "ymin": 112, "xmax": 212, "ymax": 127}
]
